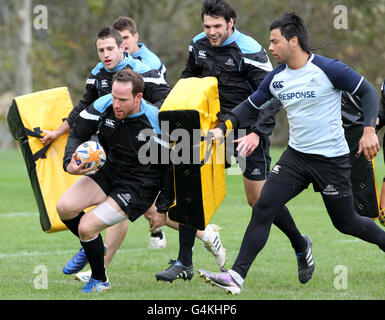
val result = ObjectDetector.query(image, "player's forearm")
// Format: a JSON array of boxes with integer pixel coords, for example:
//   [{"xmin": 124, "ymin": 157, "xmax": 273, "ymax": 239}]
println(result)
[
  {"xmin": 355, "ymin": 78, "xmax": 379, "ymax": 128},
  {"xmin": 55, "ymin": 120, "xmax": 70, "ymax": 135},
  {"xmin": 216, "ymin": 98, "xmax": 258, "ymax": 134}
]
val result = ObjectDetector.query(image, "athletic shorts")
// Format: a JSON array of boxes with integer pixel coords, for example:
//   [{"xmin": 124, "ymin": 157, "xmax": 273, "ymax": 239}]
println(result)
[
  {"xmin": 225, "ymin": 130, "xmax": 271, "ymax": 181},
  {"xmin": 268, "ymin": 146, "xmax": 352, "ymax": 199},
  {"xmin": 89, "ymin": 164, "xmax": 159, "ymax": 222}
]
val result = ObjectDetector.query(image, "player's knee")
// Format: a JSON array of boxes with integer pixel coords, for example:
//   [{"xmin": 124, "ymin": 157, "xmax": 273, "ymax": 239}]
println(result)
[
  {"xmin": 56, "ymin": 198, "xmax": 69, "ymax": 220},
  {"xmin": 247, "ymin": 196, "xmax": 257, "ymax": 208},
  {"xmin": 245, "ymin": 186, "xmax": 262, "ymax": 208},
  {"xmin": 332, "ymin": 219, "xmax": 353, "ymax": 235},
  {"xmin": 252, "ymin": 200, "xmax": 271, "ymax": 222},
  {"xmin": 56, "ymin": 198, "xmax": 79, "ymax": 221},
  {"xmin": 78, "ymin": 221, "xmax": 95, "ymax": 240}
]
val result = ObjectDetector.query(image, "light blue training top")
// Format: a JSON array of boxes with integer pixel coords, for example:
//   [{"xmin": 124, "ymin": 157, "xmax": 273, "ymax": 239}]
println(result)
[{"xmin": 248, "ymin": 53, "xmax": 363, "ymax": 157}]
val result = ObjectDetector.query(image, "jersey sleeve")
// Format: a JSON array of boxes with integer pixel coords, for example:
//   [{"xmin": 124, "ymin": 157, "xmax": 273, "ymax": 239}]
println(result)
[
  {"xmin": 63, "ymin": 97, "xmax": 107, "ymax": 171},
  {"xmin": 247, "ymin": 71, "xmax": 275, "ymax": 109},
  {"xmin": 181, "ymin": 42, "xmax": 200, "ymax": 78},
  {"xmin": 141, "ymin": 69, "xmax": 171, "ymax": 107},
  {"xmin": 241, "ymin": 49, "xmax": 273, "ymax": 91},
  {"xmin": 312, "ymin": 56, "xmax": 363, "ymax": 94},
  {"xmin": 67, "ymin": 74, "xmax": 99, "ymax": 127}
]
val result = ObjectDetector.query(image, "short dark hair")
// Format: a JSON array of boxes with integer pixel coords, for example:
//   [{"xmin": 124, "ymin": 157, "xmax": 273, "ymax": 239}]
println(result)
[
  {"xmin": 95, "ymin": 26, "xmax": 123, "ymax": 47},
  {"xmin": 112, "ymin": 16, "xmax": 137, "ymax": 35},
  {"xmin": 201, "ymin": 0, "xmax": 237, "ymax": 23},
  {"xmin": 270, "ymin": 12, "xmax": 311, "ymax": 52},
  {"xmin": 112, "ymin": 69, "xmax": 144, "ymax": 96}
]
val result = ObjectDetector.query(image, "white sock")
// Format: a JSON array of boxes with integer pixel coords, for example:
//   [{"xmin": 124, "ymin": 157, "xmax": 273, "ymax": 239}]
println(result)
[
  {"xmin": 201, "ymin": 230, "xmax": 209, "ymax": 242},
  {"xmin": 229, "ymin": 269, "xmax": 244, "ymax": 287}
]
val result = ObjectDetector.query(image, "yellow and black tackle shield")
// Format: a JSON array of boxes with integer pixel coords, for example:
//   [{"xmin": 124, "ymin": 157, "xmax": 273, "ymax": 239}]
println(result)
[
  {"xmin": 342, "ymin": 92, "xmax": 380, "ymax": 219},
  {"xmin": 159, "ymin": 77, "xmax": 226, "ymax": 230},
  {"xmin": 7, "ymin": 87, "xmax": 79, "ymax": 233}
]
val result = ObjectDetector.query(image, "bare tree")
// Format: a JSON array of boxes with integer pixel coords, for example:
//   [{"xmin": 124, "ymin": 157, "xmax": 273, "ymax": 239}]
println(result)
[{"xmin": 15, "ymin": 0, "xmax": 32, "ymax": 95}]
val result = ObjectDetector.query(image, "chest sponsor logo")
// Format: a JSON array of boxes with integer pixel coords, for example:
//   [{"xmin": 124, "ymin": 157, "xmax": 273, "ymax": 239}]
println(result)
[
  {"xmin": 198, "ymin": 50, "xmax": 207, "ymax": 59},
  {"xmin": 272, "ymin": 81, "xmax": 284, "ymax": 89},
  {"xmin": 105, "ymin": 118, "xmax": 115, "ymax": 128},
  {"xmin": 225, "ymin": 58, "xmax": 235, "ymax": 66},
  {"xmin": 278, "ymin": 91, "xmax": 316, "ymax": 100},
  {"xmin": 101, "ymin": 79, "xmax": 109, "ymax": 88},
  {"xmin": 307, "ymin": 78, "xmax": 321, "ymax": 87}
]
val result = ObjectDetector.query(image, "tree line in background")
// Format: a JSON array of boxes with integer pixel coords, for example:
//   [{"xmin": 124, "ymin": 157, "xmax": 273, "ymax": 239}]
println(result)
[{"xmin": 1, "ymin": 0, "xmax": 385, "ymax": 147}]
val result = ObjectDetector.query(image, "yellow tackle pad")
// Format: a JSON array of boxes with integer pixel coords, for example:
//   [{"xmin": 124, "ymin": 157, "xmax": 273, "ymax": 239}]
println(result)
[
  {"xmin": 7, "ymin": 87, "xmax": 79, "ymax": 233},
  {"xmin": 159, "ymin": 77, "xmax": 226, "ymax": 230}
]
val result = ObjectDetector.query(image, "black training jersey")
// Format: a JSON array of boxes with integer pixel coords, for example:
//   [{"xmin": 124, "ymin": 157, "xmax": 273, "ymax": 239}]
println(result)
[
  {"xmin": 181, "ymin": 28, "xmax": 279, "ymax": 135},
  {"xmin": 66, "ymin": 54, "xmax": 171, "ymax": 127},
  {"xmin": 64, "ymin": 95, "xmax": 174, "ymax": 213}
]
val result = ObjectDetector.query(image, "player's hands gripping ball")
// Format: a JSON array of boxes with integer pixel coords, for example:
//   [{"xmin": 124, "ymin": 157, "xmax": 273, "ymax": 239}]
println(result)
[{"xmin": 75, "ymin": 140, "xmax": 106, "ymax": 175}]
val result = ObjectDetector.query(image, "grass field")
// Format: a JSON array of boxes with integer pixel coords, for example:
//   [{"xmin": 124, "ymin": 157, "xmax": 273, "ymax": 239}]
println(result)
[{"xmin": 1, "ymin": 147, "xmax": 385, "ymax": 302}]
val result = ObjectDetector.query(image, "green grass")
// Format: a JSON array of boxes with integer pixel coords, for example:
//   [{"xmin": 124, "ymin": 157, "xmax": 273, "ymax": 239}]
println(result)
[{"xmin": 0, "ymin": 147, "xmax": 385, "ymax": 301}]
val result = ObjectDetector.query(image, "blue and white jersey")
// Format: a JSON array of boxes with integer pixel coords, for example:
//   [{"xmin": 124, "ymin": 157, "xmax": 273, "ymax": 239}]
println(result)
[
  {"xmin": 248, "ymin": 53, "xmax": 363, "ymax": 157},
  {"xmin": 132, "ymin": 43, "xmax": 167, "ymax": 80}
]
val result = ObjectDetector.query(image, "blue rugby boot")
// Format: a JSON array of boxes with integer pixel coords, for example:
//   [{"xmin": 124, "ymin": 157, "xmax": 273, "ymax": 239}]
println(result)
[
  {"xmin": 81, "ymin": 277, "xmax": 110, "ymax": 293},
  {"xmin": 63, "ymin": 246, "xmax": 107, "ymax": 275},
  {"xmin": 62, "ymin": 248, "xmax": 88, "ymax": 275}
]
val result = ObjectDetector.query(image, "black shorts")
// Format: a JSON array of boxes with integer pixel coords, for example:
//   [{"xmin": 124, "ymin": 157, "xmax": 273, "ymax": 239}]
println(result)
[
  {"xmin": 89, "ymin": 164, "xmax": 159, "ymax": 222},
  {"xmin": 268, "ymin": 146, "xmax": 352, "ymax": 199},
  {"xmin": 225, "ymin": 130, "xmax": 271, "ymax": 181}
]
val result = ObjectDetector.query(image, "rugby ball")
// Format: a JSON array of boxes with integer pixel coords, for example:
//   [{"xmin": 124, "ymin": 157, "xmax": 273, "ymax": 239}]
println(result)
[{"xmin": 75, "ymin": 140, "xmax": 106, "ymax": 175}]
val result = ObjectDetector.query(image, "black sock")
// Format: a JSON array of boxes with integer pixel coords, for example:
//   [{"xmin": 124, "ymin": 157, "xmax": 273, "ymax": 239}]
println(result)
[
  {"xmin": 80, "ymin": 234, "xmax": 106, "ymax": 282},
  {"xmin": 61, "ymin": 211, "xmax": 85, "ymax": 237},
  {"xmin": 151, "ymin": 231, "xmax": 163, "ymax": 238},
  {"xmin": 177, "ymin": 224, "xmax": 196, "ymax": 266}
]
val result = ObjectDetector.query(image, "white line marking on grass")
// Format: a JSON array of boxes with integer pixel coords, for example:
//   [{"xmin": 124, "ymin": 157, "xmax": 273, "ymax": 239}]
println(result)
[
  {"xmin": 0, "ymin": 212, "xmax": 38, "ymax": 218},
  {"xmin": 0, "ymin": 248, "xmax": 141, "ymax": 259},
  {"xmin": 334, "ymin": 238, "xmax": 362, "ymax": 244},
  {"xmin": 0, "ymin": 250, "xmax": 76, "ymax": 259}
]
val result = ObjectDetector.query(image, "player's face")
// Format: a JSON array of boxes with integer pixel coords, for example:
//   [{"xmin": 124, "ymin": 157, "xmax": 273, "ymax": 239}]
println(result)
[
  {"xmin": 111, "ymin": 81, "xmax": 142, "ymax": 119},
  {"xmin": 269, "ymin": 28, "xmax": 291, "ymax": 64},
  {"xmin": 203, "ymin": 15, "xmax": 234, "ymax": 47},
  {"xmin": 119, "ymin": 29, "xmax": 139, "ymax": 54},
  {"xmin": 96, "ymin": 37, "xmax": 124, "ymax": 70}
]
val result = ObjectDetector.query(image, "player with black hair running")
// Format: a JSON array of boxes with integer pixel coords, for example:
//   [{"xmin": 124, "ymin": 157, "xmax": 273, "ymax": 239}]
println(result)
[
  {"xmin": 156, "ymin": 0, "xmax": 314, "ymax": 285},
  {"xmin": 198, "ymin": 12, "xmax": 385, "ymax": 295}
]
